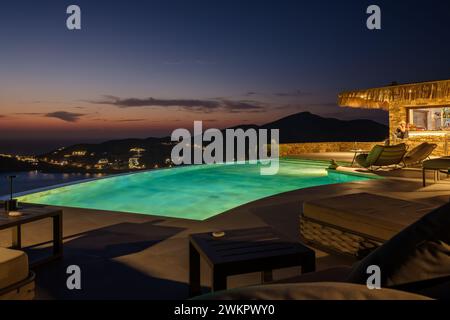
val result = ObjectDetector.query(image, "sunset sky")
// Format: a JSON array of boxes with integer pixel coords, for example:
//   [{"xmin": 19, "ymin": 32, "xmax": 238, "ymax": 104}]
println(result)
[{"xmin": 1, "ymin": 0, "xmax": 450, "ymax": 143}]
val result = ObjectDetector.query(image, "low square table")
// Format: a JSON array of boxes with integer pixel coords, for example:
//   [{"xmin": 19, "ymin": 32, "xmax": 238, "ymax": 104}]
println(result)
[
  {"xmin": 188, "ymin": 227, "xmax": 315, "ymax": 297},
  {"xmin": 0, "ymin": 204, "xmax": 63, "ymax": 267}
]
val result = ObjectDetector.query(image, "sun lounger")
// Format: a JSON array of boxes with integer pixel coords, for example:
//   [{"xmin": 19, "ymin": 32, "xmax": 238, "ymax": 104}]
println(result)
[
  {"xmin": 0, "ymin": 248, "xmax": 35, "ymax": 300},
  {"xmin": 422, "ymin": 157, "xmax": 450, "ymax": 186},
  {"xmin": 355, "ymin": 143, "xmax": 407, "ymax": 169},
  {"xmin": 403, "ymin": 142, "xmax": 437, "ymax": 167},
  {"xmin": 299, "ymin": 193, "xmax": 433, "ymax": 258}
]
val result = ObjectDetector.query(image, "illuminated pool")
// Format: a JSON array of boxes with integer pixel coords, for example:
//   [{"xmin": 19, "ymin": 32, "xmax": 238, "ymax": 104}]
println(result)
[{"xmin": 18, "ymin": 159, "xmax": 370, "ymax": 220}]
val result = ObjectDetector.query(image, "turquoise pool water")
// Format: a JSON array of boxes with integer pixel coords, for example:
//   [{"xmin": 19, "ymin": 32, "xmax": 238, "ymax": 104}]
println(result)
[{"xmin": 18, "ymin": 159, "xmax": 370, "ymax": 220}]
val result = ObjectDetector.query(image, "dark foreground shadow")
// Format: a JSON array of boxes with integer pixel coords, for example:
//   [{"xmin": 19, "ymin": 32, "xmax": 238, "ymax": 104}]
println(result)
[{"xmin": 30, "ymin": 220, "xmax": 187, "ymax": 299}]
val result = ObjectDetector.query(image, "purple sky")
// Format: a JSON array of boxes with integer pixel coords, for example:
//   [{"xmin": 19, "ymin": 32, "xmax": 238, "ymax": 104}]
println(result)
[{"xmin": 1, "ymin": 0, "xmax": 449, "ymax": 142}]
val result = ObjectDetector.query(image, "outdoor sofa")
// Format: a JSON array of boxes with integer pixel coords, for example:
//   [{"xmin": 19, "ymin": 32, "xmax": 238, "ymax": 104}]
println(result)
[
  {"xmin": 0, "ymin": 247, "xmax": 35, "ymax": 300},
  {"xmin": 197, "ymin": 200, "xmax": 450, "ymax": 300},
  {"xmin": 299, "ymin": 193, "xmax": 436, "ymax": 258}
]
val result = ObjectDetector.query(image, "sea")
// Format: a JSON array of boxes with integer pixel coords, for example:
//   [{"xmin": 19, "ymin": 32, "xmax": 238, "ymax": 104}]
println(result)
[{"xmin": 0, "ymin": 171, "xmax": 107, "ymax": 198}]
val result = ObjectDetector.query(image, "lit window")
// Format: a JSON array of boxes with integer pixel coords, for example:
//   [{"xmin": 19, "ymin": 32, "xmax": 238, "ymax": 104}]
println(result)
[{"xmin": 408, "ymin": 106, "xmax": 450, "ymax": 131}]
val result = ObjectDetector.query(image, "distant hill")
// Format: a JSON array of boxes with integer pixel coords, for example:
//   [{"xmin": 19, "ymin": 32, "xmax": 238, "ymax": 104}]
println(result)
[
  {"xmin": 39, "ymin": 137, "xmax": 174, "ymax": 171},
  {"xmin": 47, "ymin": 137, "xmax": 172, "ymax": 157},
  {"xmin": 261, "ymin": 112, "xmax": 388, "ymax": 143},
  {"xmin": 17, "ymin": 111, "xmax": 388, "ymax": 173},
  {"xmin": 41, "ymin": 112, "xmax": 388, "ymax": 159}
]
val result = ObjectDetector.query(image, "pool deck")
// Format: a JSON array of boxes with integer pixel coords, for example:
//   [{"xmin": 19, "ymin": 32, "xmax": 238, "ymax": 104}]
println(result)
[{"xmin": 1, "ymin": 153, "xmax": 449, "ymax": 299}]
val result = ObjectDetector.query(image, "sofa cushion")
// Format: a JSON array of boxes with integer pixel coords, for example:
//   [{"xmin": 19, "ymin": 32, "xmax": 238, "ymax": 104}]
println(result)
[
  {"xmin": 195, "ymin": 282, "xmax": 430, "ymax": 300},
  {"xmin": 303, "ymin": 193, "xmax": 432, "ymax": 241},
  {"xmin": 0, "ymin": 248, "xmax": 29, "ymax": 289},
  {"xmin": 404, "ymin": 143, "xmax": 436, "ymax": 164},
  {"xmin": 347, "ymin": 202, "xmax": 450, "ymax": 297}
]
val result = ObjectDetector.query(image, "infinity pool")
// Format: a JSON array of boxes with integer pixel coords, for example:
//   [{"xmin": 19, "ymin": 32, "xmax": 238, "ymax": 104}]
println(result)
[{"xmin": 18, "ymin": 159, "xmax": 370, "ymax": 220}]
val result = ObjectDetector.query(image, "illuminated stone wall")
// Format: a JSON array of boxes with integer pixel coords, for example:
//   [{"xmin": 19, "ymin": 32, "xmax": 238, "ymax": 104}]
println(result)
[
  {"xmin": 388, "ymin": 104, "xmax": 449, "ymax": 156},
  {"xmin": 404, "ymin": 136, "xmax": 448, "ymax": 156},
  {"xmin": 280, "ymin": 139, "xmax": 447, "ymax": 157},
  {"xmin": 280, "ymin": 142, "xmax": 384, "ymax": 157},
  {"xmin": 338, "ymin": 79, "xmax": 450, "ymax": 156},
  {"xmin": 388, "ymin": 102, "xmax": 407, "ymax": 142}
]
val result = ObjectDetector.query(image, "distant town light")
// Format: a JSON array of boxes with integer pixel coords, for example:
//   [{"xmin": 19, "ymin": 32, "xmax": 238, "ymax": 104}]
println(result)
[
  {"xmin": 72, "ymin": 150, "xmax": 87, "ymax": 156},
  {"xmin": 129, "ymin": 157, "xmax": 146, "ymax": 169}
]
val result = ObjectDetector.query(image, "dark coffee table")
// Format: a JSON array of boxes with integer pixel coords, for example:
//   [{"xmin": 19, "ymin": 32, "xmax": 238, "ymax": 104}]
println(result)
[
  {"xmin": 188, "ymin": 227, "xmax": 315, "ymax": 297},
  {"xmin": 0, "ymin": 204, "xmax": 63, "ymax": 267}
]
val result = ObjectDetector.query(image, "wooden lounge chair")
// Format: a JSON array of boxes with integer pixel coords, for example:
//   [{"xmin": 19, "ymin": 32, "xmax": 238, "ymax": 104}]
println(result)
[
  {"xmin": 0, "ymin": 248, "xmax": 35, "ymax": 300},
  {"xmin": 199, "ymin": 201, "xmax": 450, "ymax": 300},
  {"xmin": 355, "ymin": 143, "xmax": 407, "ymax": 169},
  {"xmin": 403, "ymin": 142, "xmax": 437, "ymax": 167}
]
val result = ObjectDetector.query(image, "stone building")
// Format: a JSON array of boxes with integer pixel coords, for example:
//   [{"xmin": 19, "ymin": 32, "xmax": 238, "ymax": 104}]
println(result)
[{"xmin": 338, "ymin": 79, "xmax": 450, "ymax": 156}]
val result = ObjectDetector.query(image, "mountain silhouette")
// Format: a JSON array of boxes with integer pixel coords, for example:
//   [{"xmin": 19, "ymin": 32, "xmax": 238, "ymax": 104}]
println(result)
[
  {"xmin": 261, "ymin": 112, "xmax": 388, "ymax": 143},
  {"xmin": 42, "ymin": 112, "xmax": 388, "ymax": 157}
]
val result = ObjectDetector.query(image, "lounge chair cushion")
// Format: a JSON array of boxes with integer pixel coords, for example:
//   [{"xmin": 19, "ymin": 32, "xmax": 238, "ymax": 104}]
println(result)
[
  {"xmin": 347, "ymin": 202, "xmax": 450, "ymax": 297},
  {"xmin": 302, "ymin": 193, "xmax": 432, "ymax": 241},
  {"xmin": 354, "ymin": 153, "xmax": 369, "ymax": 167},
  {"xmin": 355, "ymin": 144, "xmax": 406, "ymax": 168},
  {"xmin": 403, "ymin": 143, "xmax": 436, "ymax": 165},
  {"xmin": 355, "ymin": 146, "xmax": 383, "ymax": 168},
  {"xmin": 195, "ymin": 282, "xmax": 430, "ymax": 300},
  {"xmin": 0, "ymin": 248, "xmax": 29, "ymax": 289},
  {"xmin": 365, "ymin": 145, "xmax": 384, "ymax": 164}
]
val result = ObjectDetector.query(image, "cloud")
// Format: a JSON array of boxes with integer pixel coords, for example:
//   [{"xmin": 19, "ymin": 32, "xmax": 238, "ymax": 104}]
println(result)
[
  {"xmin": 219, "ymin": 99, "xmax": 265, "ymax": 113},
  {"xmin": 89, "ymin": 96, "xmax": 265, "ymax": 113},
  {"xmin": 14, "ymin": 111, "xmax": 86, "ymax": 122},
  {"xmin": 45, "ymin": 111, "xmax": 85, "ymax": 122}
]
